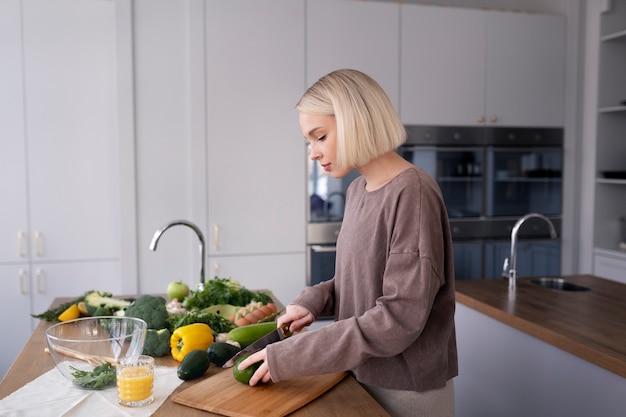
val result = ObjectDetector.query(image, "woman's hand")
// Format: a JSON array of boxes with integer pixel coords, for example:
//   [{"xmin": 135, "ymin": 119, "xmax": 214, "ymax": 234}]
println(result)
[
  {"xmin": 278, "ymin": 304, "xmax": 314, "ymax": 333},
  {"xmin": 237, "ymin": 348, "xmax": 271, "ymax": 386}
]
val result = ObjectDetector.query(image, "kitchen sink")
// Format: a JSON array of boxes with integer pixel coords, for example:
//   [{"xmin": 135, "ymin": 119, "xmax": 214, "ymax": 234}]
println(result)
[{"xmin": 529, "ymin": 277, "xmax": 591, "ymax": 292}]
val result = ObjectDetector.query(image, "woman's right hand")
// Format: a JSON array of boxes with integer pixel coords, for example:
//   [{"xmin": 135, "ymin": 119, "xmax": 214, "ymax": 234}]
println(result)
[{"xmin": 278, "ymin": 304, "xmax": 314, "ymax": 333}]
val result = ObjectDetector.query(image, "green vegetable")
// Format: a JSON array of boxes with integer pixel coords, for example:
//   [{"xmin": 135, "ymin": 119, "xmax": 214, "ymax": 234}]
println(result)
[
  {"xmin": 182, "ymin": 278, "xmax": 273, "ymax": 310},
  {"xmin": 69, "ymin": 362, "xmax": 117, "ymax": 390},
  {"xmin": 233, "ymin": 353, "xmax": 262, "ymax": 385},
  {"xmin": 177, "ymin": 349, "xmax": 211, "ymax": 380},
  {"xmin": 170, "ymin": 309, "xmax": 236, "ymax": 335},
  {"xmin": 32, "ymin": 294, "xmax": 87, "ymax": 322},
  {"xmin": 227, "ymin": 321, "xmax": 277, "ymax": 348},
  {"xmin": 143, "ymin": 328, "xmax": 171, "ymax": 357},
  {"xmin": 85, "ymin": 291, "xmax": 132, "ymax": 316},
  {"xmin": 124, "ymin": 295, "xmax": 169, "ymax": 329},
  {"xmin": 208, "ymin": 342, "xmax": 241, "ymax": 367}
]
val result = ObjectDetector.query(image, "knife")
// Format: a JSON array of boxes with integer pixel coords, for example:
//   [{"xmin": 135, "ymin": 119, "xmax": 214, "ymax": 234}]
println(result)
[{"xmin": 223, "ymin": 323, "xmax": 291, "ymax": 368}]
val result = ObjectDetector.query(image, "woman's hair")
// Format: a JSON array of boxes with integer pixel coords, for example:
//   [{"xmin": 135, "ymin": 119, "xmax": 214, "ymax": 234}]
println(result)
[{"xmin": 296, "ymin": 69, "xmax": 406, "ymax": 169}]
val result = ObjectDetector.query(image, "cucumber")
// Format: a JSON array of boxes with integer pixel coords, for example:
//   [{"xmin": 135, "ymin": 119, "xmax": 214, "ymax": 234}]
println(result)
[
  {"xmin": 207, "ymin": 342, "xmax": 242, "ymax": 367},
  {"xmin": 177, "ymin": 349, "xmax": 210, "ymax": 380},
  {"xmin": 226, "ymin": 321, "xmax": 278, "ymax": 348}
]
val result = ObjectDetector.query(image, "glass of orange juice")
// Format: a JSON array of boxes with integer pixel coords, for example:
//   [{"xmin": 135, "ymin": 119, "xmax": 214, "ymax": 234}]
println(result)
[{"xmin": 117, "ymin": 355, "xmax": 154, "ymax": 407}]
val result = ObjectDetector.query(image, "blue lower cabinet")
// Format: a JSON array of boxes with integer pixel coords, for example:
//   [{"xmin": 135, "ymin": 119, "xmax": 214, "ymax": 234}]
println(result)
[
  {"xmin": 453, "ymin": 241, "xmax": 484, "ymax": 280},
  {"xmin": 484, "ymin": 239, "xmax": 561, "ymax": 279}
]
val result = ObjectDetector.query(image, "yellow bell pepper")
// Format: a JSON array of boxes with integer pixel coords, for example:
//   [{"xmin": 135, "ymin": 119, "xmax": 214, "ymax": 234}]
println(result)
[{"xmin": 170, "ymin": 323, "xmax": 214, "ymax": 362}]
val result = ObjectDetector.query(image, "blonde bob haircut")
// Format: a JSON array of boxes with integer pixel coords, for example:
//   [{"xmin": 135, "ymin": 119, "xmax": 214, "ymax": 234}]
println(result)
[{"xmin": 296, "ymin": 69, "xmax": 406, "ymax": 170}]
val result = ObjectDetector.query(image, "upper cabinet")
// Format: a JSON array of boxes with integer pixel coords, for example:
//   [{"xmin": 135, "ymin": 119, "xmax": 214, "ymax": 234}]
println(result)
[
  {"xmin": 306, "ymin": 0, "xmax": 400, "ymax": 110},
  {"xmin": 1, "ymin": 0, "xmax": 121, "ymax": 265},
  {"xmin": 401, "ymin": 5, "xmax": 565, "ymax": 127},
  {"xmin": 203, "ymin": 1, "xmax": 306, "ymax": 257}
]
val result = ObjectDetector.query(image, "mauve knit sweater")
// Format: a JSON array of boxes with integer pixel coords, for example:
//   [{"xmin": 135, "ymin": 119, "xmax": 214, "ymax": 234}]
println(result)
[{"xmin": 267, "ymin": 167, "xmax": 458, "ymax": 391}]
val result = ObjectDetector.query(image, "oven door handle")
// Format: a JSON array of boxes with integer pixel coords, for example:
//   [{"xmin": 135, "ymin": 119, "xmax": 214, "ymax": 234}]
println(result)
[{"xmin": 311, "ymin": 245, "xmax": 337, "ymax": 253}]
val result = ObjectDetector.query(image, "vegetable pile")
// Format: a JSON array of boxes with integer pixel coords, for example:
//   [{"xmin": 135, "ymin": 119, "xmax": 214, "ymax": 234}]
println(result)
[{"xmin": 34, "ymin": 277, "xmax": 280, "ymax": 378}]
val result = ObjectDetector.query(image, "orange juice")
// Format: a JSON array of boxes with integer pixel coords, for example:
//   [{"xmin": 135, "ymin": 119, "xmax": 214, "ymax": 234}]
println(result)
[{"xmin": 116, "ymin": 356, "xmax": 155, "ymax": 407}]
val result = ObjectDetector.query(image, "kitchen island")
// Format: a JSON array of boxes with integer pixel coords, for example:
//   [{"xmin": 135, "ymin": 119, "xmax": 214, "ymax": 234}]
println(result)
[
  {"xmin": 454, "ymin": 274, "xmax": 626, "ymax": 417},
  {"xmin": 0, "ymin": 298, "xmax": 390, "ymax": 417}
]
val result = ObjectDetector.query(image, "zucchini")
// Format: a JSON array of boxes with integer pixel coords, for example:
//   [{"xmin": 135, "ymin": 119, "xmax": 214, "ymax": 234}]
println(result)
[
  {"xmin": 227, "ymin": 321, "xmax": 278, "ymax": 348},
  {"xmin": 177, "ymin": 349, "xmax": 210, "ymax": 380},
  {"xmin": 207, "ymin": 342, "xmax": 242, "ymax": 367}
]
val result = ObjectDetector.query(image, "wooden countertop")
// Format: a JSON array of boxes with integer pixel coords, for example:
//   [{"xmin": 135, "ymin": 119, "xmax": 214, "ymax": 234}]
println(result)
[
  {"xmin": 0, "ymin": 298, "xmax": 390, "ymax": 417},
  {"xmin": 455, "ymin": 274, "xmax": 626, "ymax": 378}
]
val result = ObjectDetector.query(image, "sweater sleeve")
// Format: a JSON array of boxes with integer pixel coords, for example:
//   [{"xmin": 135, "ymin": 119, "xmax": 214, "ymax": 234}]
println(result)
[{"xmin": 290, "ymin": 278, "xmax": 336, "ymax": 319}]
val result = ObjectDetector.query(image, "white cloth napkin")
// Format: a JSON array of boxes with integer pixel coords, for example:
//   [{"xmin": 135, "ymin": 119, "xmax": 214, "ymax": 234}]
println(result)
[{"xmin": 0, "ymin": 366, "xmax": 184, "ymax": 417}]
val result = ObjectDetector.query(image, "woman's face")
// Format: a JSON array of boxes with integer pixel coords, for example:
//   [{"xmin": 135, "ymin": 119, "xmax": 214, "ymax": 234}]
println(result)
[{"xmin": 300, "ymin": 112, "xmax": 351, "ymax": 179}]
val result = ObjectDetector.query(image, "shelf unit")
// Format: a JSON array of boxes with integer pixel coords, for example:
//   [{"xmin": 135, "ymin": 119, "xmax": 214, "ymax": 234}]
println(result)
[{"xmin": 592, "ymin": 0, "xmax": 626, "ymax": 280}]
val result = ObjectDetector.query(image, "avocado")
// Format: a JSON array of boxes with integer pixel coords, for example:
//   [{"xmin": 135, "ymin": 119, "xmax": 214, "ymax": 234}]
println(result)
[
  {"xmin": 207, "ymin": 342, "xmax": 242, "ymax": 367},
  {"xmin": 233, "ymin": 353, "xmax": 262, "ymax": 385},
  {"xmin": 177, "ymin": 349, "xmax": 210, "ymax": 381}
]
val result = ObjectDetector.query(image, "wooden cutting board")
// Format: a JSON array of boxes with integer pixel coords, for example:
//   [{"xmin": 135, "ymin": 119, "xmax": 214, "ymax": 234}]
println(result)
[{"xmin": 172, "ymin": 370, "xmax": 347, "ymax": 417}]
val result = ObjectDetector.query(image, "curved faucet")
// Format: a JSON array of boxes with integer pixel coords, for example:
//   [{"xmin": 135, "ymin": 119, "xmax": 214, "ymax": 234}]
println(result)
[
  {"xmin": 149, "ymin": 220, "xmax": 206, "ymax": 290},
  {"xmin": 505, "ymin": 213, "xmax": 557, "ymax": 290}
]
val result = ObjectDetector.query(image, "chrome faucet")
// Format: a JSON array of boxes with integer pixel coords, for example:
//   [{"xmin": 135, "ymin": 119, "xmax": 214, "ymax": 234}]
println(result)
[
  {"xmin": 149, "ymin": 220, "xmax": 206, "ymax": 291},
  {"xmin": 504, "ymin": 213, "xmax": 557, "ymax": 290}
]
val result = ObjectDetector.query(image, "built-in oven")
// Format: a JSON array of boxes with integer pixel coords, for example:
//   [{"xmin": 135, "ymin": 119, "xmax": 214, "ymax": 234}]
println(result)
[
  {"xmin": 305, "ymin": 126, "xmax": 564, "ymax": 284},
  {"xmin": 306, "ymin": 149, "xmax": 357, "ymax": 286},
  {"xmin": 399, "ymin": 125, "xmax": 564, "ymax": 280}
]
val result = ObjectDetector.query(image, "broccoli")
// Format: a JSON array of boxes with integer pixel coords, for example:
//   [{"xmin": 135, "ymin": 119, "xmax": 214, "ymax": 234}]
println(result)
[
  {"xmin": 124, "ymin": 295, "xmax": 169, "ymax": 329},
  {"xmin": 84, "ymin": 291, "xmax": 132, "ymax": 316},
  {"xmin": 142, "ymin": 328, "xmax": 171, "ymax": 357}
]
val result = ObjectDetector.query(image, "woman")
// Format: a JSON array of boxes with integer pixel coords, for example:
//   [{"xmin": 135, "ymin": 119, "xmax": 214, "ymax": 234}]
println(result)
[{"xmin": 238, "ymin": 69, "xmax": 458, "ymax": 417}]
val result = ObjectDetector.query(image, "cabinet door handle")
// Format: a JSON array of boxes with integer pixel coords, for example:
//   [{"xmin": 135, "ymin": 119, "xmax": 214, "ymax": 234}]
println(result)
[
  {"xmin": 476, "ymin": 115, "xmax": 485, "ymax": 123},
  {"xmin": 35, "ymin": 268, "xmax": 44, "ymax": 293},
  {"xmin": 213, "ymin": 262, "xmax": 220, "ymax": 278},
  {"xmin": 34, "ymin": 230, "xmax": 43, "ymax": 257},
  {"xmin": 489, "ymin": 115, "xmax": 498, "ymax": 123},
  {"xmin": 17, "ymin": 231, "xmax": 26, "ymax": 258},
  {"xmin": 19, "ymin": 269, "xmax": 28, "ymax": 295},
  {"xmin": 213, "ymin": 224, "xmax": 220, "ymax": 251}
]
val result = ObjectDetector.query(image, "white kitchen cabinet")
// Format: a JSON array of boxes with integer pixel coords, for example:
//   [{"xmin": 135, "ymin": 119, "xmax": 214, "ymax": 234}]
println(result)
[
  {"xmin": 594, "ymin": 249, "xmax": 626, "ymax": 284},
  {"xmin": 401, "ymin": 5, "xmax": 565, "ymax": 127},
  {"xmin": 203, "ymin": 1, "xmax": 306, "ymax": 257},
  {"xmin": 0, "ymin": 0, "xmax": 125, "ymax": 378},
  {"xmin": 0, "ymin": 261, "xmax": 123, "ymax": 380},
  {"xmin": 0, "ymin": 265, "xmax": 32, "ymax": 380},
  {"xmin": 306, "ymin": 0, "xmax": 400, "ymax": 110},
  {"xmin": 592, "ymin": 0, "xmax": 626, "ymax": 271},
  {"xmin": 208, "ymin": 253, "xmax": 306, "ymax": 306},
  {"xmin": 0, "ymin": 0, "xmax": 29, "ymax": 264},
  {"xmin": 0, "ymin": 0, "xmax": 121, "ymax": 263}
]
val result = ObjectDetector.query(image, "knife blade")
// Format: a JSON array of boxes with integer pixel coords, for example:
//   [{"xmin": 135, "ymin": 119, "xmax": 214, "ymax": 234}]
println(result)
[{"xmin": 223, "ymin": 323, "xmax": 291, "ymax": 368}]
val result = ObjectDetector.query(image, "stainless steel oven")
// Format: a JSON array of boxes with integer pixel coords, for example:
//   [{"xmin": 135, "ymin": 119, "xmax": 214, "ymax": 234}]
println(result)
[
  {"xmin": 306, "ymin": 221, "xmax": 342, "ymax": 286},
  {"xmin": 399, "ymin": 125, "xmax": 563, "ymax": 280},
  {"xmin": 306, "ymin": 148, "xmax": 356, "ymax": 286}
]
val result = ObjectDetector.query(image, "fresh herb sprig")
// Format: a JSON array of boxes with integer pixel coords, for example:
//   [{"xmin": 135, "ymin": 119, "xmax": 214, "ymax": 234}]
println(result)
[
  {"xmin": 169, "ymin": 309, "xmax": 236, "ymax": 334},
  {"xmin": 69, "ymin": 362, "xmax": 116, "ymax": 390},
  {"xmin": 182, "ymin": 278, "xmax": 273, "ymax": 310}
]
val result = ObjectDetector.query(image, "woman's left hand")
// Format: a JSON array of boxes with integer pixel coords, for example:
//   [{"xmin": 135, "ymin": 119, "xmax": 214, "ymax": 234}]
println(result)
[{"xmin": 236, "ymin": 348, "xmax": 272, "ymax": 386}]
